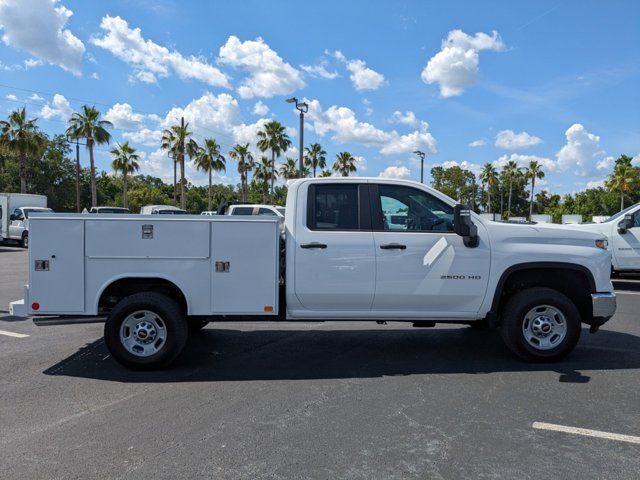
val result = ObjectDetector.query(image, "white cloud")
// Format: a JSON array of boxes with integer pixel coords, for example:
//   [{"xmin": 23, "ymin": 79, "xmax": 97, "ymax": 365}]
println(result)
[
  {"xmin": 122, "ymin": 128, "xmax": 162, "ymax": 146},
  {"xmin": 300, "ymin": 60, "xmax": 339, "ymax": 79},
  {"xmin": 5, "ymin": 93, "xmax": 17, "ymax": 101},
  {"xmin": 632, "ymin": 154, "xmax": 640, "ymax": 166},
  {"xmin": 332, "ymin": 50, "xmax": 386, "ymax": 91},
  {"xmin": 90, "ymin": 72, "xmax": 100, "ymax": 80},
  {"xmin": 104, "ymin": 103, "xmax": 144, "ymax": 130},
  {"xmin": 391, "ymin": 110, "xmax": 418, "ymax": 127},
  {"xmin": 495, "ymin": 129, "xmax": 542, "ymax": 149},
  {"xmin": 362, "ymin": 98, "xmax": 373, "ymax": 116},
  {"xmin": 469, "ymin": 139, "xmax": 486, "ymax": 147},
  {"xmin": 493, "ymin": 153, "xmax": 557, "ymax": 173},
  {"xmin": 307, "ymin": 98, "xmax": 437, "ymax": 156},
  {"xmin": 586, "ymin": 179, "xmax": 606, "ymax": 189},
  {"xmin": 436, "ymin": 160, "xmax": 483, "ymax": 176},
  {"xmin": 24, "ymin": 58, "xmax": 42, "ymax": 69},
  {"xmin": 421, "ymin": 29, "xmax": 505, "ymax": 97},
  {"xmin": 162, "ymin": 92, "xmax": 241, "ymax": 141},
  {"xmin": 218, "ymin": 35, "xmax": 304, "ymax": 98},
  {"xmin": 29, "ymin": 93, "xmax": 44, "ymax": 101},
  {"xmin": 252, "ymin": 100, "xmax": 269, "ymax": 116},
  {"xmin": 39, "ymin": 93, "xmax": 72, "ymax": 120},
  {"xmin": 379, "ymin": 165, "xmax": 411, "ymax": 179},
  {"xmin": 91, "ymin": 15, "xmax": 230, "ymax": 87},
  {"xmin": 0, "ymin": 0, "xmax": 84, "ymax": 75},
  {"xmin": 555, "ymin": 123, "xmax": 609, "ymax": 176}
]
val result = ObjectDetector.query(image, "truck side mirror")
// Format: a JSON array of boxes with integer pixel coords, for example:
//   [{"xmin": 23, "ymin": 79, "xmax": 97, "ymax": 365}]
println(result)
[
  {"xmin": 9, "ymin": 214, "xmax": 16, "ymax": 221},
  {"xmin": 453, "ymin": 204, "xmax": 479, "ymax": 248},
  {"xmin": 618, "ymin": 214, "xmax": 634, "ymax": 234}
]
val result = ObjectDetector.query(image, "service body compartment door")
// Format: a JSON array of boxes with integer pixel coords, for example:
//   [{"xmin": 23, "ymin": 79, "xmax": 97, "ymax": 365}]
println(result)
[
  {"xmin": 29, "ymin": 219, "xmax": 85, "ymax": 313},
  {"xmin": 211, "ymin": 219, "xmax": 279, "ymax": 315}
]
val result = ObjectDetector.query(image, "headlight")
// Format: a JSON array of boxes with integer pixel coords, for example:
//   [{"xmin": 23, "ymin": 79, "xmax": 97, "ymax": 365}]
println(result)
[{"xmin": 595, "ymin": 239, "xmax": 608, "ymax": 249}]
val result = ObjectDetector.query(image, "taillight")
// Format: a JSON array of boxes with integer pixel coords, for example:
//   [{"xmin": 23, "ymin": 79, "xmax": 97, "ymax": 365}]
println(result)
[{"xmin": 31, "ymin": 302, "xmax": 40, "ymax": 311}]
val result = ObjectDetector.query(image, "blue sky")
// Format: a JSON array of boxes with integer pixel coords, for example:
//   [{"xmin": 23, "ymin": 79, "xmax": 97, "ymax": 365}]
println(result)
[{"xmin": 0, "ymin": 0, "xmax": 639, "ymax": 193}]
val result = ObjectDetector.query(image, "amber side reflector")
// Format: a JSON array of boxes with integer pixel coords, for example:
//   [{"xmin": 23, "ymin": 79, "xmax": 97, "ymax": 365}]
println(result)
[{"xmin": 264, "ymin": 306, "xmax": 274, "ymax": 312}]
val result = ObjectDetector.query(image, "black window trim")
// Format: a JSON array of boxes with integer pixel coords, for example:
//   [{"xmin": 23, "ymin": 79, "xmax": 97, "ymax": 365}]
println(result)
[
  {"xmin": 306, "ymin": 182, "xmax": 371, "ymax": 231},
  {"xmin": 368, "ymin": 183, "xmax": 456, "ymax": 234}
]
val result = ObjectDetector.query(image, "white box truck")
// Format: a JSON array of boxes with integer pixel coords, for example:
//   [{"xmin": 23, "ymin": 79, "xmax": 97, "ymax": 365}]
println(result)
[
  {"xmin": 0, "ymin": 193, "xmax": 49, "ymax": 247},
  {"xmin": 10, "ymin": 178, "xmax": 616, "ymax": 369}
]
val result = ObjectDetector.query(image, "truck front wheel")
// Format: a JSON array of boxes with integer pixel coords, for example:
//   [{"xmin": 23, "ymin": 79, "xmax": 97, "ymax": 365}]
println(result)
[
  {"xmin": 500, "ymin": 287, "xmax": 581, "ymax": 362},
  {"xmin": 104, "ymin": 292, "xmax": 188, "ymax": 370},
  {"xmin": 20, "ymin": 232, "xmax": 28, "ymax": 248}
]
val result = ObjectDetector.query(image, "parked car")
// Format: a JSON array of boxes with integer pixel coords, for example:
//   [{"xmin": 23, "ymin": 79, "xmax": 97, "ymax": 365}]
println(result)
[
  {"xmin": 10, "ymin": 177, "xmax": 615, "ymax": 369},
  {"xmin": 140, "ymin": 205, "xmax": 187, "ymax": 215},
  {"xmin": 200, "ymin": 211, "xmax": 217, "ymax": 216},
  {"xmin": 218, "ymin": 202, "xmax": 285, "ymax": 218},
  {"xmin": 0, "ymin": 193, "xmax": 49, "ymax": 247},
  {"xmin": 565, "ymin": 203, "xmax": 640, "ymax": 273},
  {"xmin": 89, "ymin": 207, "xmax": 131, "ymax": 214}
]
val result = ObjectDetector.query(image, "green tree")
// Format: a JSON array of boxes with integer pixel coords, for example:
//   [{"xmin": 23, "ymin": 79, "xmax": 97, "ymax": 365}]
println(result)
[
  {"xmin": 524, "ymin": 160, "xmax": 545, "ymax": 218},
  {"xmin": 304, "ymin": 142, "xmax": 326, "ymax": 177},
  {"xmin": 161, "ymin": 119, "xmax": 192, "ymax": 209},
  {"xmin": 0, "ymin": 108, "xmax": 42, "ymax": 193},
  {"xmin": 66, "ymin": 105, "xmax": 112, "ymax": 207},
  {"xmin": 430, "ymin": 165, "xmax": 476, "ymax": 204},
  {"xmin": 228, "ymin": 143, "xmax": 254, "ymax": 202},
  {"xmin": 502, "ymin": 160, "xmax": 522, "ymax": 217},
  {"xmin": 253, "ymin": 156, "xmax": 275, "ymax": 203},
  {"xmin": 256, "ymin": 121, "xmax": 291, "ymax": 202},
  {"xmin": 606, "ymin": 155, "xmax": 639, "ymax": 211},
  {"xmin": 279, "ymin": 157, "xmax": 299, "ymax": 180},
  {"xmin": 194, "ymin": 138, "xmax": 226, "ymax": 211},
  {"xmin": 319, "ymin": 169, "xmax": 333, "ymax": 177},
  {"xmin": 110, "ymin": 142, "xmax": 140, "ymax": 208},
  {"xmin": 333, "ymin": 151, "xmax": 357, "ymax": 177},
  {"xmin": 479, "ymin": 163, "xmax": 498, "ymax": 213}
]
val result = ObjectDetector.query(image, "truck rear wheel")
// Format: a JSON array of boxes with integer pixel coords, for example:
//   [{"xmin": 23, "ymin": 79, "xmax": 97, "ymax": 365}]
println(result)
[
  {"xmin": 104, "ymin": 292, "xmax": 188, "ymax": 370},
  {"xmin": 20, "ymin": 232, "xmax": 28, "ymax": 248},
  {"xmin": 500, "ymin": 287, "xmax": 581, "ymax": 362}
]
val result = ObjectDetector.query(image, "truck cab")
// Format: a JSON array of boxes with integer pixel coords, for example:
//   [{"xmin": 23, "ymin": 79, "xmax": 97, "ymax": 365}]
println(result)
[
  {"xmin": 565, "ymin": 203, "xmax": 640, "ymax": 272},
  {"xmin": 10, "ymin": 178, "xmax": 616, "ymax": 369}
]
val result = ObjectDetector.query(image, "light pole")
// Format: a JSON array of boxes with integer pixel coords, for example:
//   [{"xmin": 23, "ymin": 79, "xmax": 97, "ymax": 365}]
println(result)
[
  {"xmin": 286, "ymin": 97, "xmax": 309, "ymax": 178},
  {"xmin": 413, "ymin": 150, "xmax": 426, "ymax": 183},
  {"xmin": 67, "ymin": 135, "xmax": 82, "ymax": 212}
]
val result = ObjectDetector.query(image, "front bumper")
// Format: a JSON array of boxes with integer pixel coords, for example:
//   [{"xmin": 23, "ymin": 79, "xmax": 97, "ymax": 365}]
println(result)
[{"xmin": 589, "ymin": 292, "xmax": 616, "ymax": 332}]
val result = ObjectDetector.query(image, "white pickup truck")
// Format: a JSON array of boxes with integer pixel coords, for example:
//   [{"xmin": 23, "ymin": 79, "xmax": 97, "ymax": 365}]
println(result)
[
  {"xmin": 567, "ymin": 204, "xmax": 640, "ymax": 273},
  {"xmin": 10, "ymin": 178, "xmax": 616, "ymax": 369}
]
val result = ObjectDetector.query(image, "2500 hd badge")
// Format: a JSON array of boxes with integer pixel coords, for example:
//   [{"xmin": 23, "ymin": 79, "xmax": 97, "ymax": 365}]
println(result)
[{"xmin": 440, "ymin": 274, "xmax": 482, "ymax": 280}]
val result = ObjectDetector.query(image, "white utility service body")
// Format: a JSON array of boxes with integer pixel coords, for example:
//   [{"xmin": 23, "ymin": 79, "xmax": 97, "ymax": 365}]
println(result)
[
  {"xmin": 10, "ymin": 178, "xmax": 616, "ymax": 369},
  {"xmin": 566, "ymin": 203, "xmax": 640, "ymax": 272},
  {"xmin": 0, "ymin": 193, "xmax": 49, "ymax": 247}
]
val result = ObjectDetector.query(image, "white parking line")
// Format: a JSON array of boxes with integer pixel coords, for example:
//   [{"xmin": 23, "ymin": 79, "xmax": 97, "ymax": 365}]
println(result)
[
  {"xmin": 533, "ymin": 422, "xmax": 640, "ymax": 444},
  {"xmin": 0, "ymin": 329, "xmax": 29, "ymax": 338}
]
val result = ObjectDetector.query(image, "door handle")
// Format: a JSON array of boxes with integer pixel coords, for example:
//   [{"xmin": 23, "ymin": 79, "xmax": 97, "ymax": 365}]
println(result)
[
  {"xmin": 301, "ymin": 242, "xmax": 327, "ymax": 249},
  {"xmin": 380, "ymin": 243, "xmax": 407, "ymax": 250}
]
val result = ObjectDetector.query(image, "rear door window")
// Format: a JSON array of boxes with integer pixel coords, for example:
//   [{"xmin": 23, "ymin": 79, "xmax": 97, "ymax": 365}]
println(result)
[
  {"xmin": 308, "ymin": 184, "xmax": 360, "ymax": 230},
  {"xmin": 231, "ymin": 207, "xmax": 255, "ymax": 216}
]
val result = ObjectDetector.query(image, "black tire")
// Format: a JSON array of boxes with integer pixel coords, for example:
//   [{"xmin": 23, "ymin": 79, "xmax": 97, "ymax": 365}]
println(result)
[
  {"xmin": 188, "ymin": 318, "xmax": 210, "ymax": 333},
  {"xmin": 500, "ymin": 287, "xmax": 581, "ymax": 362},
  {"xmin": 21, "ymin": 232, "xmax": 28, "ymax": 248},
  {"xmin": 104, "ymin": 292, "xmax": 188, "ymax": 370}
]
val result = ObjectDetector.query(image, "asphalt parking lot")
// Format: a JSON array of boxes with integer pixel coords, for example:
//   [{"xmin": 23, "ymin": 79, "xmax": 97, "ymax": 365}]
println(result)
[{"xmin": 1, "ymin": 244, "xmax": 639, "ymax": 479}]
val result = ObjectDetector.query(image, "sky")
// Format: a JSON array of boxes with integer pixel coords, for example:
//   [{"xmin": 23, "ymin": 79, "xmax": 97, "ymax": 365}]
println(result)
[{"xmin": 0, "ymin": 0, "xmax": 639, "ymax": 194}]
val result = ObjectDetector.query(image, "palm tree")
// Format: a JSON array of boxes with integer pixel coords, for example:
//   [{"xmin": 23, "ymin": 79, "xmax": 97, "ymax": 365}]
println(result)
[
  {"xmin": 502, "ymin": 160, "xmax": 521, "ymax": 217},
  {"xmin": 253, "ymin": 156, "xmax": 275, "ymax": 203},
  {"xmin": 228, "ymin": 143, "xmax": 254, "ymax": 202},
  {"xmin": 279, "ymin": 157, "xmax": 299, "ymax": 180},
  {"xmin": 161, "ymin": 118, "xmax": 192, "ymax": 209},
  {"xmin": 319, "ymin": 169, "xmax": 333, "ymax": 177},
  {"xmin": 110, "ymin": 142, "xmax": 140, "ymax": 209},
  {"xmin": 0, "ymin": 108, "xmax": 41, "ymax": 193},
  {"xmin": 194, "ymin": 138, "xmax": 226, "ymax": 211},
  {"xmin": 256, "ymin": 121, "xmax": 291, "ymax": 202},
  {"xmin": 479, "ymin": 163, "xmax": 498, "ymax": 214},
  {"xmin": 333, "ymin": 151, "xmax": 357, "ymax": 177},
  {"xmin": 304, "ymin": 142, "xmax": 326, "ymax": 177},
  {"xmin": 66, "ymin": 106, "xmax": 112, "ymax": 207},
  {"xmin": 524, "ymin": 160, "xmax": 545, "ymax": 219},
  {"xmin": 606, "ymin": 157, "xmax": 639, "ymax": 210}
]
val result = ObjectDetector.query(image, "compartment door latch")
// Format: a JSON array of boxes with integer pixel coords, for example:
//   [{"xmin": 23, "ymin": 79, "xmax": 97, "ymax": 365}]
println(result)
[{"xmin": 215, "ymin": 261, "xmax": 230, "ymax": 273}]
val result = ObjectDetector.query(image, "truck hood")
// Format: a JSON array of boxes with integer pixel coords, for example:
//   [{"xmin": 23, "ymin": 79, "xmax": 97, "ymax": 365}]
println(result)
[{"xmin": 481, "ymin": 219, "xmax": 605, "ymax": 247}]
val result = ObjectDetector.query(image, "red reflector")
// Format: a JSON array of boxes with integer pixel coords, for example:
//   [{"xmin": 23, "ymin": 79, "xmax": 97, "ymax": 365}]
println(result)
[{"xmin": 31, "ymin": 302, "xmax": 40, "ymax": 311}]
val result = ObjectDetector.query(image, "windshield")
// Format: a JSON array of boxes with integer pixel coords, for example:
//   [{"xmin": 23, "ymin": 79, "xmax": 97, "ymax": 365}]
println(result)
[
  {"xmin": 157, "ymin": 210, "xmax": 187, "ymax": 215},
  {"xmin": 601, "ymin": 203, "xmax": 639, "ymax": 223},
  {"xmin": 24, "ymin": 208, "xmax": 53, "ymax": 218},
  {"xmin": 98, "ymin": 208, "xmax": 130, "ymax": 213}
]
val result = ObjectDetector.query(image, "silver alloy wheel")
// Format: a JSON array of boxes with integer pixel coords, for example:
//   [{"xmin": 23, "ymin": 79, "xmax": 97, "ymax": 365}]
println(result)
[
  {"xmin": 120, "ymin": 310, "xmax": 167, "ymax": 357},
  {"xmin": 522, "ymin": 304, "xmax": 567, "ymax": 350}
]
